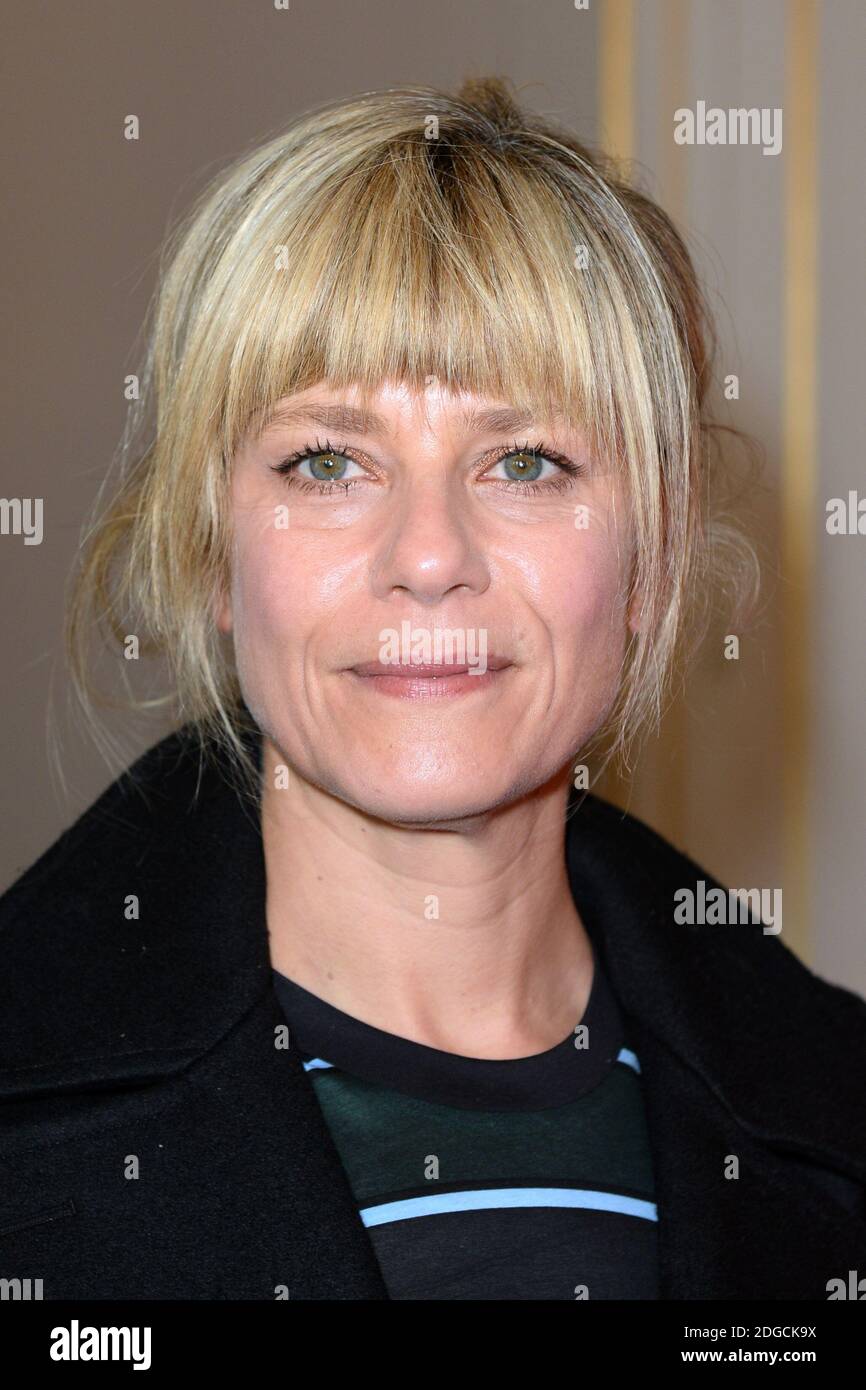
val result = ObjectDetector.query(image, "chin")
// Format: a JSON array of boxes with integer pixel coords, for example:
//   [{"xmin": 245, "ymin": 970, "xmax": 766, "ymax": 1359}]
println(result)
[{"xmin": 335, "ymin": 773, "xmax": 515, "ymax": 828}]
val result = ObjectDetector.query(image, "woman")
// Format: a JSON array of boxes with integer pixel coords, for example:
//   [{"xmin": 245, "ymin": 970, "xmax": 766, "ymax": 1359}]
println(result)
[{"xmin": 2, "ymin": 76, "xmax": 864, "ymax": 1303}]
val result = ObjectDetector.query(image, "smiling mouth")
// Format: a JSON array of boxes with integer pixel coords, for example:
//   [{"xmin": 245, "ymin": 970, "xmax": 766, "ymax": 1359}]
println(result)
[
  {"xmin": 346, "ymin": 659, "xmax": 513, "ymax": 699},
  {"xmin": 351, "ymin": 659, "xmax": 511, "ymax": 677}
]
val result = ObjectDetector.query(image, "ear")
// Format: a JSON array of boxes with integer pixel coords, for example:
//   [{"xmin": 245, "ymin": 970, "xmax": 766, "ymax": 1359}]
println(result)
[{"xmin": 213, "ymin": 582, "xmax": 233, "ymax": 635}]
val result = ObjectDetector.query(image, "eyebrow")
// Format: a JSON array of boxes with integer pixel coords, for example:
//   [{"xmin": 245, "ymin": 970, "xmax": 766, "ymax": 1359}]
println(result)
[{"xmin": 258, "ymin": 402, "xmax": 559, "ymax": 438}]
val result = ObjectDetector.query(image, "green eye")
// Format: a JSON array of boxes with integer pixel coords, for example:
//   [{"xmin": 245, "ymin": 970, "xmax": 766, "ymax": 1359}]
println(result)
[
  {"xmin": 271, "ymin": 440, "xmax": 368, "ymax": 492},
  {"xmin": 307, "ymin": 453, "xmax": 349, "ymax": 481},
  {"xmin": 501, "ymin": 451, "xmax": 544, "ymax": 482}
]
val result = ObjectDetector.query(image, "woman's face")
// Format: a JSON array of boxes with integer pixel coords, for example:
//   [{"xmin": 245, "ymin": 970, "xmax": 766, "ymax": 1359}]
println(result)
[{"xmin": 218, "ymin": 379, "xmax": 637, "ymax": 823}]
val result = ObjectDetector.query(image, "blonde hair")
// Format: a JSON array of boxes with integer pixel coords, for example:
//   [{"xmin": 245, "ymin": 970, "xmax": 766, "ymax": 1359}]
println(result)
[{"xmin": 66, "ymin": 75, "xmax": 758, "ymax": 794}]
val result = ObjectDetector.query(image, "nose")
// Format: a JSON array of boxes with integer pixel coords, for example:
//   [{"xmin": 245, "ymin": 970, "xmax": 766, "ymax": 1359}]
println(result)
[{"xmin": 369, "ymin": 474, "xmax": 490, "ymax": 605}]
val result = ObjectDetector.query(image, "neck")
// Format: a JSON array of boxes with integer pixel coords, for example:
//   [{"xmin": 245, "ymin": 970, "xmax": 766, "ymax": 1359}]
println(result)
[{"xmin": 260, "ymin": 739, "xmax": 593, "ymax": 1058}]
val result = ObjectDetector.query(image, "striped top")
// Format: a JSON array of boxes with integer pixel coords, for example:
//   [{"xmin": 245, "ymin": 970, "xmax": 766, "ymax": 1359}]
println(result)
[{"xmin": 272, "ymin": 951, "xmax": 659, "ymax": 1300}]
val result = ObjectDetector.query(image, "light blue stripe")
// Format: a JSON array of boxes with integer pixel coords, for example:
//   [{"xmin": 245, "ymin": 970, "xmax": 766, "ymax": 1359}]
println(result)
[
  {"xmin": 308, "ymin": 1056, "xmax": 639, "ymax": 1078},
  {"xmin": 307, "ymin": 1051, "xmax": 641, "ymax": 1075},
  {"xmin": 360, "ymin": 1187, "xmax": 658, "ymax": 1228}
]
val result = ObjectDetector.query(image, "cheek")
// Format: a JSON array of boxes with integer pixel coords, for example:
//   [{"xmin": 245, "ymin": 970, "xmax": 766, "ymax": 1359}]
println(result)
[
  {"xmin": 228, "ymin": 520, "xmax": 356, "ymax": 681},
  {"xmin": 229, "ymin": 523, "xmax": 307, "ymax": 670},
  {"xmin": 549, "ymin": 540, "xmax": 630, "ymax": 741},
  {"xmin": 535, "ymin": 527, "xmax": 628, "ymax": 656}
]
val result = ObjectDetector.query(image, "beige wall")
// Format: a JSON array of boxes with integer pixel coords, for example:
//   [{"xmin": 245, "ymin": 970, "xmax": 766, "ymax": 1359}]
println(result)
[
  {"xmin": 595, "ymin": 0, "xmax": 866, "ymax": 999},
  {"xmin": 2, "ymin": 1, "xmax": 862, "ymax": 995}
]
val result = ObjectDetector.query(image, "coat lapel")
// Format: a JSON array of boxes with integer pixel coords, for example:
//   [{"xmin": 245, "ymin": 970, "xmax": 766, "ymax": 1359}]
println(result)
[
  {"xmin": 0, "ymin": 727, "xmax": 390, "ymax": 1298},
  {"xmin": 623, "ymin": 1012, "xmax": 866, "ymax": 1299},
  {"xmin": 565, "ymin": 789, "xmax": 866, "ymax": 1299},
  {"xmin": 164, "ymin": 978, "xmax": 392, "ymax": 1299}
]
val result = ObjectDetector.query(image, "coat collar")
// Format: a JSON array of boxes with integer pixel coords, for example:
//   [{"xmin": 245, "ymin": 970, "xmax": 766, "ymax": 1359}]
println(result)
[
  {"xmin": 563, "ymin": 790, "xmax": 866, "ymax": 1178},
  {"xmin": 2, "ymin": 724, "xmax": 865, "ymax": 1298}
]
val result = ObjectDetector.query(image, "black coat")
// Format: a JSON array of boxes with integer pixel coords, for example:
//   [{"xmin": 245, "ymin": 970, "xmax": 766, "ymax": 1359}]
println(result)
[{"xmin": 1, "ymin": 725, "xmax": 865, "ymax": 1300}]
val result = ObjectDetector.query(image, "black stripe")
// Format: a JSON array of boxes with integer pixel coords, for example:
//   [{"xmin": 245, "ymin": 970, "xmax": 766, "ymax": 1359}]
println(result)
[{"xmin": 272, "ymin": 947, "xmax": 626, "ymax": 1111}]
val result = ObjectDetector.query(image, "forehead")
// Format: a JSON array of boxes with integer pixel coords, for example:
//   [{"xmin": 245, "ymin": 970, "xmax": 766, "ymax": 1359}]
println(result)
[{"xmin": 255, "ymin": 380, "xmax": 574, "ymax": 443}]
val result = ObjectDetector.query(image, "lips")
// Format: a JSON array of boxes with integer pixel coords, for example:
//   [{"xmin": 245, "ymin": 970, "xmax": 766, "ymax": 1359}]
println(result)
[{"xmin": 350, "ymin": 658, "xmax": 512, "ymax": 677}]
